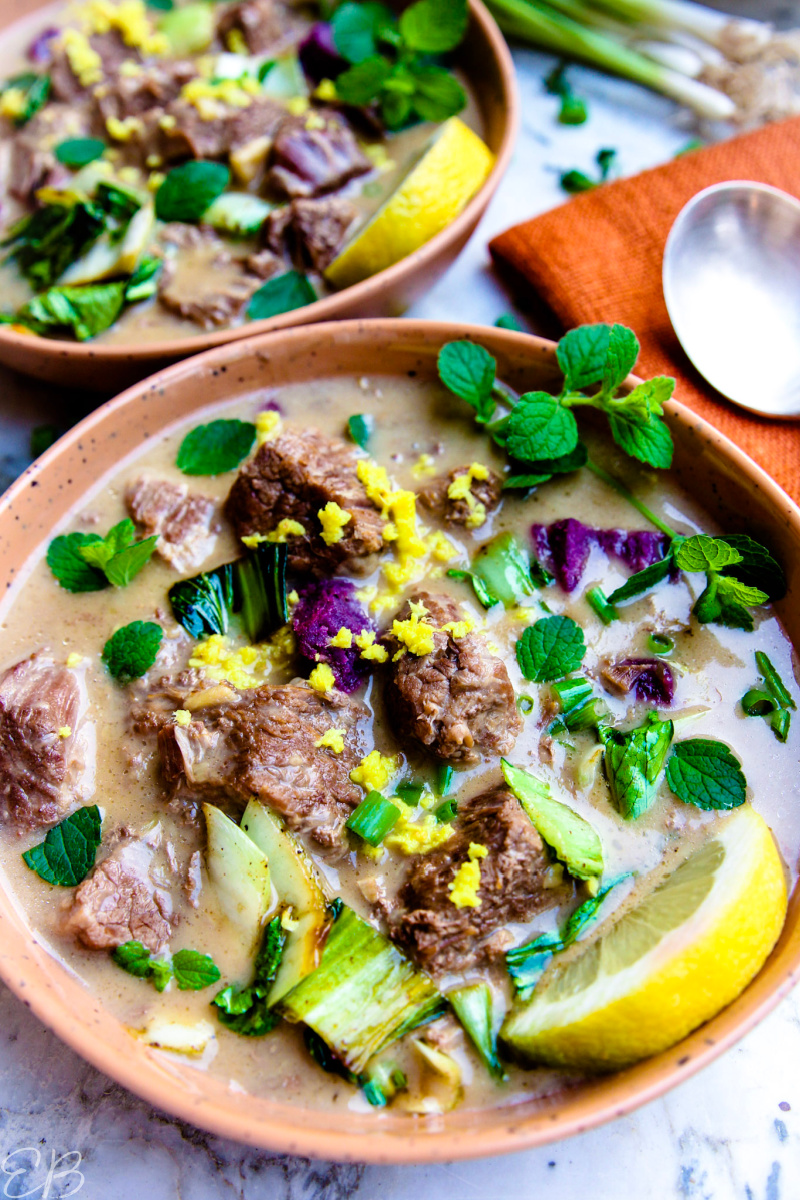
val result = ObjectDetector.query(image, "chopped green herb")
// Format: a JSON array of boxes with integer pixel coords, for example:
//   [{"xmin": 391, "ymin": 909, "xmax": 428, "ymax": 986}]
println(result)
[
  {"xmin": 113, "ymin": 942, "xmax": 221, "ymax": 992},
  {"xmin": 434, "ymin": 796, "xmax": 457, "ymax": 823},
  {"xmin": 176, "ymin": 418, "xmax": 256, "ymax": 476},
  {"xmin": 247, "ymin": 270, "xmax": 316, "ymax": 321},
  {"xmin": 155, "ymin": 161, "xmax": 230, "ymax": 222},
  {"xmin": 102, "ymin": 621, "xmax": 163, "ymax": 681},
  {"xmin": 549, "ymin": 677, "xmax": 608, "ymax": 733},
  {"xmin": 648, "ymin": 632, "xmax": 674, "ymax": 656},
  {"xmin": 665, "ymin": 739, "xmax": 747, "ymax": 811},
  {"xmin": 599, "ymin": 712, "xmax": 674, "ymax": 820},
  {"xmin": 347, "ymin": 413, "xmax": 374, "ymax": 449},
  {"xmin": 501, "ymin": 759, "xmax": 603, "ymax": 880},
  {"xmin": 560, "ymin": 148, "xmax": 616, "ymax": 194},
  {"xmin": 435, "ymin": 762, "xmax": 454, "ymax": 797},
  {"xmin": 741, "ymin": 651, "xmax": 795, "ymax": 742},
  {"xmin": 346, "ymin": 790, "xmax": 401, "ymax": 846},
  {"xmin": 54, "ymin": 137, "xmax": 106, "ymax": 169},
  {"xmin": 395, "ymin": 780, "xmax": 424, "ymax": 806},
  {"xmin": 448, "ymin": 983, "xmax": 505, "ymax": 1080},
  {"xmin": 516, "ymin": 614, "xmax": 585, "ymax": 682},
  {"xmin": 545, "ymin": 62, "xmax": 588, "ymax": 125},
  {"xmin": 516, "ymin": 694, "xmax": 535, "ymax": 714},
  {"xmin": 586, "ymin": 585, "xmax": 618, "ymax": 624},
  {"xmin": 22, "ymin": 805, "xmax": 102, "ymax": 886},
  {"xmin": 213, "ymin": 915, "xmax": 286, "ymax": 1035}
]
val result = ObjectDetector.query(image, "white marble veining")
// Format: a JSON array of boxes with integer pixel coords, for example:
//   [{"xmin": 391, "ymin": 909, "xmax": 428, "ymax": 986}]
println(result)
[{"xmin": 1, "ymin": 17, "xmax": 799, "ymax": 1200}]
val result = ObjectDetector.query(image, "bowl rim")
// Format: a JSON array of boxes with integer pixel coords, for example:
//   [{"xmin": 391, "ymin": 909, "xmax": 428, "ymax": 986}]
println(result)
[
  {"xmin": 1, "ymin": 318, "xmax": 800, "ymax": 1164},
  {"xmin": 0, "ymin": 0, "xmax": 519, "ymax": 369}
]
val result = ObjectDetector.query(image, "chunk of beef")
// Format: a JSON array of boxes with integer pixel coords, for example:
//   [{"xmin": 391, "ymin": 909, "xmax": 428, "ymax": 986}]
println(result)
[
  {"xmin": 384, "ymin": 594, "xmax": 522, "ymax": 765},
  {"xmin": 267, "ymin": 112, "xmax": 371, "ymax": 198},
  {"xmin": 292, "ymin": 197, "xmax": 357, "ymax": 271},
  {"xmin": 63, "ymin": 835, "xmax": 172, "ymax": 952},
  {"xmin": 93, "ymin": 59, "xmax": 196, "ymax": 122},
  {"xmin": 225, "ymin": 427, "xmax": 385, "ymax": 574},
  {"xmin": 216, "ymin": 0, "xmax": 295, "ymax": 54},
  {"xmin": 161, "ymin": 94, "xmax": 285, "ymax": 162},
  {"xmin": 126, "ymin": 475, "xmax": 217, "ymax": 573},
  {"xmin": 49, "ymin": 31, "xmax": 134, "ymax": 102},
  {"xmin": 264, "ymin": 202, "xmax": 294, "ymax": 253},
  {"xmin": 157, "ymin": 235, "xmax": 267, "ymax": 328},
  {"xmin": 245, "ymin": 247, "xmax": 283, "ymax": 279},
  {"xmin": 154, "ymin": 682, "xmax": 365, "ymax": 846},
  {"xmin": 390, "ymin": 786, "xmax": 569, "ymax": 975},
  {"xmin": 419, "ymin": 466, "xmax": 504, "ymax": 529},
  {"xmin": 0, "ymin": 654, "xmax": 95, "ymax": 831},
  {"xmin": 8, "ymin": 103, "xmax": 90, "ymax": 202}
]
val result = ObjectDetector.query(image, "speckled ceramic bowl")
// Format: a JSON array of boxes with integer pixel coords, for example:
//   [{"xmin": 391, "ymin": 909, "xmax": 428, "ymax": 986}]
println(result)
[
  {"xmin": 0, "ymin": 320, "xmax": 798, "ymax": 1163},
  {"xmin": 0, "ymin": 0, "xmax": 517, "ymax": 392}
]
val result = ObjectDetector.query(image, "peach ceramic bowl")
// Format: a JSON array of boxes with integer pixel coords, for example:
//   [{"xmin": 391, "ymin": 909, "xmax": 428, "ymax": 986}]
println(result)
[
  {"xmin": 0, "ymin": 320, "xmax": 798, "ymax": 1164},
  {"xmin": 0, "ymin": 0, "xmax": 517, "ymax": 392}
]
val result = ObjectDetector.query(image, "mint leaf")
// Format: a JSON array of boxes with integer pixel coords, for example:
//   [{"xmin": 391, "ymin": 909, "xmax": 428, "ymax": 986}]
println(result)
[
  {"xmin": 506, "ymin": 392, "xmax": 579, "ymax": 461},
  {"xmin": 545, "ymin": 63, "xmax": 588, "ymax": 125},
  {"xmin": 437, "ymin": 341, "xmax": 496, "ymax": 421},
  {"xmin": 501, "ymin": 759, "xmax": 603, "ymax": 880},
  {"xmin": 607, "ymin": 412, "xmax": 674, "ymax": 468},
  {"xmin": 79, "ymin": 518, "xmax": 135, "ymax": 571},
  {"xmin": 399, "ymin": 0, "xmax": 468, "ymax": 52},
  {"xmin": 102, "ymin": 620, "xmax": 163, "ymax": 681},
  {"xmin": 616, "ymin": 376, "xmax": 674, "ymax": 419},
  {"xmin": 177, "ymin": 418, "xmax": 256, "ymax": 476},
  {"xmin": 556, "ymin": 323, "xmax": 611, "ymax": 391},
  {"xmin": 666, "ymin": 739, "xmax": 746, "ymax": 811},
  {"xmin": 607, "ymin": 553, "xmax": 673, "ymax": 605},
  {"xmin": 334, "ymin": 55, "xmax": 392, "ymax": 105},
  {"xmin": 495, "ymin": 313, "xmax": 523, "ymax": 331},
  {"xmin": 675, "ymin": 535, "xmax": 742, "ymax": 573},
  {"xmin": 408, "ymin": 64, "xmax": 466, "ymax": 122},
  {"xmin": 172, "ymin": 949, "xmax": 222, "ymax": 991},
  {"xmin": 599, "ymin": 713, "xmax": 674, "ymax": 820},
  {"xmin": 694, "ymin": 574, "xmax": 768, "ymax": 631},
  {"xmin": 104, "ymin": 536, "xmax": 159, "ymax": 587},
  {"xmin": 55, "ymin": 137, "xmax": 105, "ymax": 168},
  {"xmin": 516, "ymin": 614, "xmax": 585, "ymax": 682},
  {"xmin": 718, "ymin": 534, "xmax": 786, "ymax": 601},
  {"xmin": 155, "ymin": 162, "xmax": 230, "ymax": 222},
  {"xmin": 46, "ymin": 532, "xmax": 108, "ymax": 593},
  {"xmin": 247, "ymin": 270, "xmax": 316, "ymax": 321},
  {"xmin": 602, "ymin": 324, "xmax": 639, "ymax": 393},
  {"xmin": 22, "ymin": 805, "xmax": 102, "ymax": 886},
  {"xmin": 347, "ymin": 413, "xmax": 374, "ymax": 449},
  {"xmin": 112, "ymin": 941, "xmax": 154, "ymax": 977},
  {"xmin": 332, "ymin": 2, "xmax": 394, "ymax": 62}
]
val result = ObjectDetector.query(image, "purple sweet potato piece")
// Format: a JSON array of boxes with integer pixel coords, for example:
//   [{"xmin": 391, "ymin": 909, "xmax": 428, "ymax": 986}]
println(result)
[
  {"xmin": 533, "ymin": 522, "xmax": 670, "ymax": 593},
  {"xmin": 28, "ymin": 27, "xmax": 59, "ymax": 65},
  {"xmin": 597, "ymin": 529, "xmax": 669, "ymax": 574},
  {"xmin": 601, "ymin": 658, "xmax": 675, "ymax": 706},
  {"xmin": 291, "ymin": 578, "xmax": 373, "ymax": 693},
  {"xmin": 298, "ymin": 22, "xmax": 348, "ymax": 83}
]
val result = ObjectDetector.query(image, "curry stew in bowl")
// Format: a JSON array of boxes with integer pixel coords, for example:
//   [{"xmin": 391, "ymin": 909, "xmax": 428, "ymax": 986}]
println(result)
[{"xmin": 0, "ymin": 320, "xmax": 795, "ymax": 1124}]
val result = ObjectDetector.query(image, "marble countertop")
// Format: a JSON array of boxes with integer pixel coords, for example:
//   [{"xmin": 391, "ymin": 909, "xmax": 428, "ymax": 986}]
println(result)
[{"xmin": 1, "ymin": 16, "xmax": 799, "ymax": 1200}]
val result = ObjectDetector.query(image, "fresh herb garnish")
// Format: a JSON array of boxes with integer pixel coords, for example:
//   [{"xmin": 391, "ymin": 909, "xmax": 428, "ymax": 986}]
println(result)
[
  {"xmin": 665, "ymin": 739, "xmax": 746, "ymax": 811},
  {"xmin": 346, "ymin": 790, "xmax": 401, "ymax": 846},
  {"xmin": 0, "ymin": 72, "xmax": 50, "ymax": 126},
  {"xmin": 22, "ymin": 805, "xmax": 102, "ymax": 886},
  {"xmin": 213, "ymin": 914, "xmax": 286, "ymax": 1036},
  {"xmin": 741, "ymin": 651, "xmax": 796, "ymax": 742},
  {"xmin": 448, "ymin": 983, "xmax": 504, "ymax": 1080},
  {"xmin": 102, "ymin": 621, "xmax": 163, "ymax": 681},
  {"xmin": 113, "ymin": 941, "xmax": 221, "ymax": 992},
  {"xmin": 333, "ymin": 0, "xmax": 468, "ymax": 129},
  {"xmin": 545, "ymin": 62, "xmax": 587, "ymax": 125},
  {"xmin": 506, "ymin": 875, "xmax": 628, "ymax": 1000},
  {"xmin": 516, "ymin": 614, "xmax": 586, "ymax": 682},
  {"xmin": 586, "ymin": 585, "xmax": 618, "ymax": 624},
  {"xmin": 501, "ymin": 759, "xmax": 603, "ymax": 880},
  {"xmin": 347, "ymin": 413, "xmax": 374, "ymax": 449},
  {"xmin": 176, "ymin": 418, "xmax": 256, "ymax": 476},
  {"xmin": 155, "ymin": 161, "xmax": 230, "ymax": 222},
  {"xmin": 494, "ymin": 312, "xmax": 523, "ymax": 331},
  {"xmin": 599, "ymin": 712, "xmax": 674, "ymax": 820},
  {"xmin": 437, "ymin": 324, "xmax": 674, "ymax": 478},
  {"xmin": 674, "ymin": 535, "xmax": 769, "ymax": 632},
  {"xmin": 247, "ymin": 270, "xmax": 316, "ymax": 321},
  {"xmin": 168, "ymin": 543, "xmax": 287, "ymax": 643},
  {"xmin": 47, "ymin": 519, "xmax": 157, "ymax": 593},
  {"xmin": 18, "ymin": 281, "xmax": 127, "ymax": 341},
  {"xmin": 560, "ymin": 147, "xmax": 617, "ymax": 193},
  {"xmin": 54, "ymin": 137, "xmax": 106, "ymax": 169}
]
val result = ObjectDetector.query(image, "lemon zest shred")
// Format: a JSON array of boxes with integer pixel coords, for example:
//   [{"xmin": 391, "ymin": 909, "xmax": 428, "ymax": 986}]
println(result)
[
  {"xmin": 329, "ymin": 627, "xmax": 353, "ymax": 650},
  {"xmin": 384, "ymin": 800, "xmax": 454, "ymax": 855},
  {"xmin": 318, "ymin": 501, "xmax": 352, "ymax": 546},
  {"xmin": 350, "ymin": 750, "xmax": 399, "ymax": 792},
  {"xmin": 173, "ymin": 709, "xmax": 191, "ymax": 727},
  {"xmin": 57, "ymin": 726, "xmax": 72, "ymax": 739},
  {"xmin": 255, "ymin": 410, "xmax": 282, "ymax": 445},
  {"xmin": 309, "ymin": 663, "xmax": 336, "ymax": 694},
  {"xmin": 315, "ymin": 728, "xmax": 346, "ymax": 753},
  {"xmin": 448, "ymin": 843, "xmax": 488, "ymax": 908},
  {"xmin": 66, "ymin": 653, "xmax": 84, "ymax": 668}
]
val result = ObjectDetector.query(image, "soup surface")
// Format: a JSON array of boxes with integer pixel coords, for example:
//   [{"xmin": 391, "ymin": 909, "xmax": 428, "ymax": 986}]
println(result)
[
  {"xmin": 0, "ymin": 360, "xmax": 796, "ymax": 1117},
  {"xmin": 0, "ymin": 0, "xmax": 485, "ymax": 344}
]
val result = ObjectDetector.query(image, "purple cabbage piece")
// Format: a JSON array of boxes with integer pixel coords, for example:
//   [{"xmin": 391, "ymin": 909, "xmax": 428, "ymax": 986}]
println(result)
[
  {"xmin": 28, "ymin": 27, "xmax": 59, "ymax": 65},
  {"xmin": 258, "ymin": 397, "xmax": 284, "ymax": 415},
  {"xmin": 291, "ymin": 579, "xmax": 374, "ymax": 694},
  {"xmin": 532, "ymin": 520, "xmax": 670, "ymax": 593},
  {"xmin": 603, "ymin": 658, "xmax": 675, "ymax": 706},
  {"xmin": 298, "ymin": 22, "xmax": 349, "ymax": 84}
]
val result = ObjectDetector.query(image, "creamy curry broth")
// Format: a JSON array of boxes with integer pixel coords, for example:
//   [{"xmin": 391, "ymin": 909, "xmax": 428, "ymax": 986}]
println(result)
[
  {"xmin": 0, "ymin": 1, "xmax": 485, "ymax": 344},
  {"xmin": 0, "ymin": 373, "xmax": 798, "ymax": 1116}
]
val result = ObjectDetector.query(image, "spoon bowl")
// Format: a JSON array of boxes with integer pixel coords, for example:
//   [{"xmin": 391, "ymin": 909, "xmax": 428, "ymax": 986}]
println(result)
[{"xmin": 663, "ymin": 181, "xmax": 800, "ymax": 419}]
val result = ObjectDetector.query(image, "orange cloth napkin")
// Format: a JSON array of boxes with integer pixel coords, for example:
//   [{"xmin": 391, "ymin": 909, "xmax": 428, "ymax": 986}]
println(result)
[{"xmin": 489, "ymin": 116, "xmax": 800, "ymax": 502}]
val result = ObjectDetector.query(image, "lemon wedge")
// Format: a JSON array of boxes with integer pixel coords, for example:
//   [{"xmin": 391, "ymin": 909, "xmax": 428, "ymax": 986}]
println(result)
[
  {"xmin": 325, "ymin": 117, "xmax": 494, "ymax": 290},
  {"xmin": 501, "ymin": 805, "xmax": 787, "ymax": 1072}
]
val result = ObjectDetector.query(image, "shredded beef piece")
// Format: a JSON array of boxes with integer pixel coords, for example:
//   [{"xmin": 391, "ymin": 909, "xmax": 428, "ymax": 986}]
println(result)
[
  {"xmin": 267, "ymin": 111, "xmax": 371, "ymax": 198},
  {"xmin": 0, "ymin": 654, "xmax": 95, "ymax": 831},
  {"xmin": 63, "ymin": 836, "xmax": 173, "ymax": 951},
  {"xmin": 419, "ymin": 466, "xmax": 504, "ymax": 528},
  {"xmin": 126, "ymin": 475, "xmax": 217, "ymax": 573},
  {"xmin": 216, "ymin": 0, "xmax": 296, "ymax": 54},
  {"xmin": 154, "ymin": 682, "xmax": 365, "ymax": 846},
  {"xmin": 390, "ymin": 785, "xmax": 569, "ymax": 975},
  {"xmin": 161, "ymin": 94, "xmax": 286, "ymax": 162},
  {"xmin": 224, "ymin": 427, "xmax": 385, "ymax": 574},
  {"xmin": 264, "ymin": 203, "xmax": 294, "ymax": 254},
  {"xmin": 93, "ymin": 59, "xmax": 196, "ymax": 122},
  {"xmin": 384, "ymin": 593, "xmax": 522, "ymax": 765},
  {"xmin": 246, "ymin": 247, "xmax": 283, "ymax": 279},
  {"xmin": 50, "ymin": 31, "xmax": 133, "ymax": 101},
  {"xmin": 289, "ymin": 196, "xmax": 357, "ymax": 271}
]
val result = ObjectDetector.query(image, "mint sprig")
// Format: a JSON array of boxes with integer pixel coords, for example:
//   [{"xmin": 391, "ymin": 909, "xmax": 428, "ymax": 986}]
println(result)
[
  {"xmin": 665, "ymin": 739, "xmax": 746, "ymax": 810},
  {"xmin": 674, "ymin": 536, "xmax": 769, "ymax": 631},
  {"xmin": 155, "ymin": 162, "xmax": 230, "ymax": 223},
  {"xmin": 22, "ymin": 805, "xmax": 102, "ymax": 886},
  {"xmin": 113, "ymin": 941, "xmax": 221, "ymax": 992},
  {"xmin": 47, "ymin": 519, "xmax": 158, "ymax": 593}
]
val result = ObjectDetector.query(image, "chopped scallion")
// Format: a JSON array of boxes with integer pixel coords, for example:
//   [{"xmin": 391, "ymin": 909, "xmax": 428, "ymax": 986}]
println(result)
[
  {"xmin": 346, "ymin": 791, "xmax": 401, "ymax": 846},
  {"xmin": 647, "ymin": 632, "xmax": 674, "ymax": 655},
  {"xmin": 586, "ymin": 585, "xmax": 618, "ymax": 624}
]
